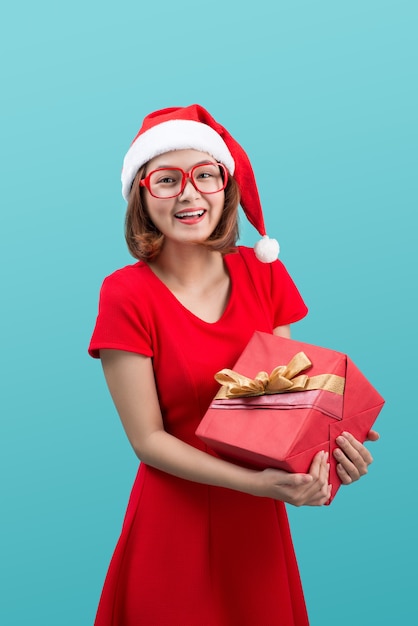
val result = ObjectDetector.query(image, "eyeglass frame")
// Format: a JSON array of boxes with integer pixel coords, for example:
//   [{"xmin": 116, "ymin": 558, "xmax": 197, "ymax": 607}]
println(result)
[{"xmin": 139, "ymin": 162, "xmax": 229, "ymax": 199}]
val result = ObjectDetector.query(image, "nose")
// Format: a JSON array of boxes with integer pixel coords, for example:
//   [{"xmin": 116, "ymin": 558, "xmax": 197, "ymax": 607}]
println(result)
[{"xmin": 179, "ymin": 173, "xmax": 201, "ymax": 199}]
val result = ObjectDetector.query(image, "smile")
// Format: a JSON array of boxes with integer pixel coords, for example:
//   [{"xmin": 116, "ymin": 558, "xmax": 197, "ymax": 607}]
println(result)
[{"xmin": 174, "ymin": 210, "xmax": 206, "ymax": 220}]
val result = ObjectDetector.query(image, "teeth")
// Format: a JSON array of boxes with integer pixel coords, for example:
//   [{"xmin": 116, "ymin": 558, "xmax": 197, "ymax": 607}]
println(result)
[{"xmin": 175, "ymin": 210, "xmax": 205, "ymax": 219}]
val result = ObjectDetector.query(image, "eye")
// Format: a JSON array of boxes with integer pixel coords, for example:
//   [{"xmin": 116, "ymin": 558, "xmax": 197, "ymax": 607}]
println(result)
[
  {"xmin": 151, "ymin": 169, "xmax": 182, "ymax": 186},
  {"xmin": 194, "ymin": 164, "xmax": 219, "ymax": 180}
]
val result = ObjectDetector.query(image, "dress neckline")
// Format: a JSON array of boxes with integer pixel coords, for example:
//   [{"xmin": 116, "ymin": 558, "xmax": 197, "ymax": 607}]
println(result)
[{"xmin": 143, "ymin": 252, "xmax": 236, "ymax": 326}]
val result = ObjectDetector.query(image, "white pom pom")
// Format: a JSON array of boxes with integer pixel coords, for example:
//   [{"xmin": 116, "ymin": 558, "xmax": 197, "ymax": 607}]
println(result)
[{"xmin": 254, "ymin": 235, "xmax": 280, "ymax": 263}]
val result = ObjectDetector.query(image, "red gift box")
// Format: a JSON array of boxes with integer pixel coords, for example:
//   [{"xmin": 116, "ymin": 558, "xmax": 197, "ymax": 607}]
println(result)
[{"xmin": 196, "ymin": 331, "xmax": 385, "ymax": 503}]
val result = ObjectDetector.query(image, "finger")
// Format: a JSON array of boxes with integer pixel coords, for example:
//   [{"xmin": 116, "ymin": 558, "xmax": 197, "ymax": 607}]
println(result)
[
  {"xmin": 274, "ymin": 471, "xmax": 313, "ymax": 488},
  {"xmin": 315, "ymin": 451, "xmax": 329, "ymax": 485},
  {"xmin": 317, "ymin": 453, "xmax": 330, "ymax": 494},
  {"xmin": 279, "ymin": 453, "xmax": 330, "ymax": 506},
  {"xmin": 304, "ymin": 474, "xmax": 331, "ymax": 506},
  {"xmin": 308, "ymin": 450, "xmax": 326, "ymax": 480},
  {"xmin": 336, "ymin": 432, "xmax": 373, "ymax": 467},
  {"xmin": 366, "ymin": 429, "xmax": 380, "ymax": 442},
  {"xmin": 336, "ymin": 461, "xmax": 354, "ymax": 484},
  {"xmin": 304, "ymin": 452, "xmax": 330, "ymax": 502},
  {"xmin": 286, "ymin": 480, "xmax": 329, "ymax": 507},
  {"xmin": 289, "ymin": 466, "xmax": 330, "ymax": 507},
  {"xmin": 333, "ymin": 446, "xmax": 362, "ymax": 482}
]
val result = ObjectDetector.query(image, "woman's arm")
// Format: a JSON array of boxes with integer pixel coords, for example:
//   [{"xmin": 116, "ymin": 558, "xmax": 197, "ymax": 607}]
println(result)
[
  {"xmin": 273, "ymin": 324, "xmax": 291, "ymax": 338},
  {"xmin": 100, "ymin": 349, "xmax": 331, "ymax": 507}
]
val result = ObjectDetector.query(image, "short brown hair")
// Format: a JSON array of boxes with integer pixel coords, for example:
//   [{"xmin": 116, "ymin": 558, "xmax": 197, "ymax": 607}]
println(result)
[{"xmin": 125, "ymin": 169, "xmax": 240, "ymax": 261}]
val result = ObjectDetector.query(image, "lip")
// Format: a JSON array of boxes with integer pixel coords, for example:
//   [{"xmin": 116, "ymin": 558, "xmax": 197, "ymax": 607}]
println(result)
[{"xmin": 174, "ymin": 208, "xmax": 207, "ymax": 225}]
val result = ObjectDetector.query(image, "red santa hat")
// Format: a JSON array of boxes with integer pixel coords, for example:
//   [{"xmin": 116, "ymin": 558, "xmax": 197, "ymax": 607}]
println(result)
[{"xmin": 121, "ymin": 104, "xmax": 279, "ymax": 263}]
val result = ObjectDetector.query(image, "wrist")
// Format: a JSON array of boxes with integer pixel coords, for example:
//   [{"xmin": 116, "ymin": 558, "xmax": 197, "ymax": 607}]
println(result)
[{"xmin": 230, "ymin": 466, "xmax": 263, "ymax": 497}]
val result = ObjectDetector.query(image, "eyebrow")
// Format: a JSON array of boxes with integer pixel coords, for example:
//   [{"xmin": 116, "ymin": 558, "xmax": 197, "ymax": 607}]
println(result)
[{"xmin": 152, "ymin": 159, "xmax": 217, "ymax": 169}]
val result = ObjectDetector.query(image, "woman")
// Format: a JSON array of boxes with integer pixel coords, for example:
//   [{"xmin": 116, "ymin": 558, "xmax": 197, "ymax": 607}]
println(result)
[{"xmin": 89, "ymin": 104, "xmax": 378, "ymax": 625}]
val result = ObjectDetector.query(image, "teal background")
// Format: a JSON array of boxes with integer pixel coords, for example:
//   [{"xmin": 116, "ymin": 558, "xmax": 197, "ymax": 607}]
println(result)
[{"xmin": 1, "ymin": 1, "xmax": 416, "ymax": 624}]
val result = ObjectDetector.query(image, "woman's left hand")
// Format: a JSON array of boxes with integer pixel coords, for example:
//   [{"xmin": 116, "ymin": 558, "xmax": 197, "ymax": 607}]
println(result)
[{"xmin": 333, "ymin": 430, "xmax": 380, "ymax": 484}]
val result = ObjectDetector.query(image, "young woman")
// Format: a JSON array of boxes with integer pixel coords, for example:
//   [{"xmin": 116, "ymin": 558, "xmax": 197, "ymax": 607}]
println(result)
[{"xmin": 89, "ymin": 104, "xmax": 378, "ymax": 625}]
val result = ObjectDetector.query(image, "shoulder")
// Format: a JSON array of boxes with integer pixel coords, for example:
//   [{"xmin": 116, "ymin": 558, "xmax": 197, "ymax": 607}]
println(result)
[
  {"xmin": 230, "ymin": 246, "xmax": 308, "ymax": 324},
  {"xmin": 102, "ymin": 260, "xmax": 148, "ymax": 286},
  {"xmin": 96, "ymin": 261, "xmax": 157, "ymax": 318},
  {"xmin": 230, "ymin": 246, "xmax": 290, "ymax": 280},
  {"xmin": 100, "ymin": 261, "xmax": 151, "ymax": 297}
]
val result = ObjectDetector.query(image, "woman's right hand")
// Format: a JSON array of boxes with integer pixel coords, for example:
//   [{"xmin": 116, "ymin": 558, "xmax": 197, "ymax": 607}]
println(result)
[{"xmin": 252, "ymin": 451, "xmax": 331, "ymax": 506}]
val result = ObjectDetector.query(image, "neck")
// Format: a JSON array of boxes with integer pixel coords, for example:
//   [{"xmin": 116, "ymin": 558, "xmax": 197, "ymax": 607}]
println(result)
[{"xmin": 149, "ymin": 242, "xmax": 225, "ymax": 288}]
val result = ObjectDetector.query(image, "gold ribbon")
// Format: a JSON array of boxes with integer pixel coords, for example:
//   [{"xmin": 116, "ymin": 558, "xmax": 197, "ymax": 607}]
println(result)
[{"xmin": 214, "ymin": 352, "xmax": 345, "ymax": 399}]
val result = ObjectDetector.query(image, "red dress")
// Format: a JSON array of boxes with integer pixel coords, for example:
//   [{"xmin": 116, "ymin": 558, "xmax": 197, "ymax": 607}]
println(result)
[{"xmin": 89, "ymin": 247, "xmax": 309, "ymax": 626}]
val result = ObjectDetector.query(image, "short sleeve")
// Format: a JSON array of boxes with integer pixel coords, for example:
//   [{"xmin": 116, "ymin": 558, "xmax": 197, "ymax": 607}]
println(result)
[
  {"xmin": 235, "ymin": 247, "xmax": 308, "ymax": 329},
  {"xmin": 269, "ymin": 259, "xmax": 308, "ymax": 327},
  {"xmin": 88, "ymin": 269, "xmax": 153, "ymax": 359}
]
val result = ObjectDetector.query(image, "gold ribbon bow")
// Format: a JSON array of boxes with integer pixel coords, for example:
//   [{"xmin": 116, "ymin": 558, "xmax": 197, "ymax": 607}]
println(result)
[{"xmin": 214, "ymin": 352, "xmax": 345, "ymax": 399}]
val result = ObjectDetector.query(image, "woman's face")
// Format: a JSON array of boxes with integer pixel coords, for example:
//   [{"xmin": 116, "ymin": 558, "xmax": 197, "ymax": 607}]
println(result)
[{"xmin": 142, "ymin": 149, "xmax": 226, "ymax": 247}]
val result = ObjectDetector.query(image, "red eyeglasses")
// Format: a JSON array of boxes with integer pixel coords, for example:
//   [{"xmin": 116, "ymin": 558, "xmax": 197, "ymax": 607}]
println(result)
[{"xmin": 140, "ymin": 162, "xmax": 228, "ymax": 199}]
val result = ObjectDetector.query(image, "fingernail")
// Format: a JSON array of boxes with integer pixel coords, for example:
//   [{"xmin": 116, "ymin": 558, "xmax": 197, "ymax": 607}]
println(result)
[{"xmin": 336, "ymin": 435, "xmax": 346, "ymax": 445}]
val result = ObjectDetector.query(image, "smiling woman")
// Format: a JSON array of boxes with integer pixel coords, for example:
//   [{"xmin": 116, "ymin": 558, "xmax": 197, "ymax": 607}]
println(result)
[{"xmin": 88, "ymin": 104, "xmax": 377, "ymax": 626}]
